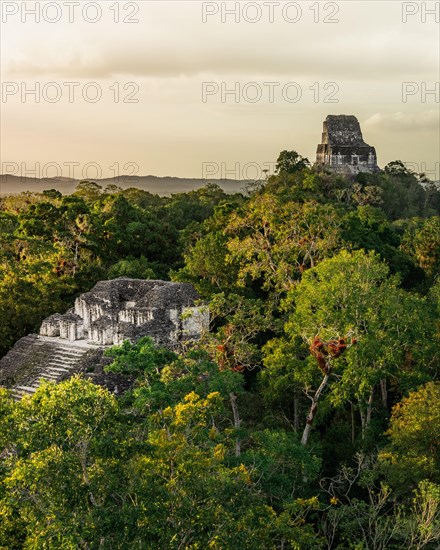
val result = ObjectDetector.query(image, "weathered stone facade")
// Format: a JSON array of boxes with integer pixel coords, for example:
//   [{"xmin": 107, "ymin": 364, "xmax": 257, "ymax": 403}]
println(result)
[
  {"xmin": 40, "ymin": 278, "xmax": 209, "ymax": 347},
  {"xmin": 315, "ymin": 115, "xmax": 379, "ymax": 175},
  {"xmin": 0, "ymin": 279, "xmax": 208, "ymax": 399}
]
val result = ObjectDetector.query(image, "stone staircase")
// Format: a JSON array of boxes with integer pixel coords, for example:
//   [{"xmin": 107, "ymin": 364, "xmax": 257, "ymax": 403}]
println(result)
[
  {"xmin": 1, "ymin": 279, "xmax": 206, "ymax": 400},
  {"xmin": 0, "ymin": 335, "xmax": 104, "ymax": 400},
  {"xmin": 11, "ymin": 344, "xmax": 90, "ymax": 399}
]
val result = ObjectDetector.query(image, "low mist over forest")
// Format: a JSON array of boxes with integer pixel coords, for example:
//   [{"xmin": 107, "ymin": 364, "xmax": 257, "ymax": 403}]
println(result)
[{"xmin": 0, "ymin": 174, "xmax": 246, "ymax": 197}]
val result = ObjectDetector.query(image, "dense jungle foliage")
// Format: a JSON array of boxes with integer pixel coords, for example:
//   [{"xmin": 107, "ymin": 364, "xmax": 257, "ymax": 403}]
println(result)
[{"xmin": 0, "ymin": 155, "xmax": 439, "ymax": 548}]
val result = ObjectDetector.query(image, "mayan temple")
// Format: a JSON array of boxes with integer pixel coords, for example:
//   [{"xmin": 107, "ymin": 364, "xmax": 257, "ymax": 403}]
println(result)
[
  {"xmin": 315, "ymin": 115, "xmax": 379, "ymax": 174},
  {"xmin": 0, "ymin": 279, "xmax": 209, "ymax": 399}
]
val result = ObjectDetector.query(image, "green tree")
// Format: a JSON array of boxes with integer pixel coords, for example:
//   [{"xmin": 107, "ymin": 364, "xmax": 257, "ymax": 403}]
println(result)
[
  {"xmin": 275, "ymin": 150, "xmax": 311, "ymax": 175},
  {"xmin": 125, "ymin": 391, "xmax": 322, "ymax": 548},
  {"xmin": 319, "ymin": 455, "xmax": 440, "ymax": 549},
  {"xmin": 380, "ymin": 382, "xmax": 440, "ymax": 490},
  {"xmin": 0, "ymin": 377, "xmax": 118, "ymax": 548},
  {"xmin": 106, "ymin": 255, "xmax": 157, "ymax": 279},
  {"xmin": 226, "ymin": 195, "xmax": 342, "ymax": 294},
  {"xmin": 402, "ymin": 217, "xmax": 440, "ymax": 280},
  {"xmin": 264, "ymin": 250, "xmax": 437, "ymax": 445},
  {"xmin": 73, "ymin": 180, "xmax": 103, "ymax": 202}
]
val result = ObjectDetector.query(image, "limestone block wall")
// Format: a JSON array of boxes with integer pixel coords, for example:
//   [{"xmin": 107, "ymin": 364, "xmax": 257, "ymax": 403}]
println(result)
[
  {"xmin": 59, "ymin": 317, "xmax": 84, "ymax": 342},
  {"xmin": 40, "ymin": 314, "xmax": 62, "ymax": 337},
  {"xmin": 182, "ymin": 307, "xmax": 210, "ymax": 338},
  {"xmin": 118, "ymin": 308, "xmax": 155, "ymax": 325},
  {"xmin": 39, "ymin": 279, "xmax": 208, "ymax": 348},
  {"xmin": 315, "ymin": 115, "xmax": 379, "ymax": 173}
]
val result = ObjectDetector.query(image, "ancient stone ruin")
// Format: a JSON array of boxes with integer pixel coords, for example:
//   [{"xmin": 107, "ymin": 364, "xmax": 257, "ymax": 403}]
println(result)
[
  {"xmin": 0, "ymin": 279, "xmax": 208, "ymax": 399},
  {"xmin": 315, "ymin": 115, "xmax": 379, "ymax": 175},
  {"xmin": 40, "ymin": 278, "xmax": 208, "ymax": 347}
]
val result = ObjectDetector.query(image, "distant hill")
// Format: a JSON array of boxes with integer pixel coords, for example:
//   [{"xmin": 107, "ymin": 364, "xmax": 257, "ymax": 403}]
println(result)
[{"xmin": 0, "ymin": 175, "xmax": 253, "ymax": 196}]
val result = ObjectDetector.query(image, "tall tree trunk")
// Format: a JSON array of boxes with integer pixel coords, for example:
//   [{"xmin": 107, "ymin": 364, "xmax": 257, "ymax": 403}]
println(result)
[
  {"xmin": 359, "ymin": 387, "xmax": 374, "ymax": 440},
  {"xmin": 380, "ymin": 378, "xmax": 387, "ymax": 409},
  {"xmin": 73, "ymin": 240, "xmax": 78, "ymax": 276},
  {"xmin": 230, "ymin": 392, "xmax": 241, "ymax": 457},
  {"xmin": 359, "ymin": 398, "xmax": 366, "ymax": 437},
  {"xmin": 301, "ymin": 373, "xmax": 330, "ymax": 446},
  {"xmin": 302, "ymin": 336, "xmax": 353, "ymax": 446},
  {"xmin": 294, "ymin": 388, "xmax": 300, "ymax": 431},
  {"xmin": 366, "ymin": 386, "xmax": 374, "ymax": 428},
  {"xmin": 350, "ymin": 401, "xmax": 355, "ymax": 445}
]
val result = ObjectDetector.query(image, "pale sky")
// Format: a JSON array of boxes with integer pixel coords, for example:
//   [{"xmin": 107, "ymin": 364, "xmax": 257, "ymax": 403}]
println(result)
[{"xmin": 1, "ymin": 1, "xmax": 439, "ymax": 180}]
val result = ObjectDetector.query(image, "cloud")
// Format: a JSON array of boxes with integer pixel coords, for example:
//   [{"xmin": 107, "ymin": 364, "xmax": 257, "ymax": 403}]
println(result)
[
  {"xmin": 2, "ymin": 1, "xmax": 438, "ymax": 178},
  {"xmin": 6, "ymin": 43, "xmax": 437, "ymax": 82},
  {"xmin": 4, "ymin": 3, "xmax": 438, "ymax": 82},
  {"xmin": 364, "ymin": 111, "xmax": 440, "ymax": 132}
]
